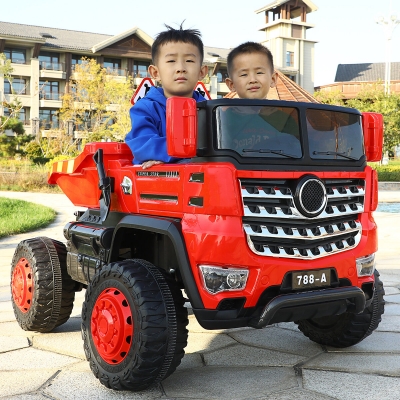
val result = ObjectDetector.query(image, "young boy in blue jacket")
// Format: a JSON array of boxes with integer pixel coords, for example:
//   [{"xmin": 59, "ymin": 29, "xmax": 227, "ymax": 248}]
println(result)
[{"xmin": 125, "ymin": 24, "xmax": 208, "ymax": 169}]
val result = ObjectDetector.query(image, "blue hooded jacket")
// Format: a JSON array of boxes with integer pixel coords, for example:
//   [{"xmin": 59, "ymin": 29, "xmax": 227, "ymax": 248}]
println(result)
[{"xmin": 125, "ymin": 86, "xmax": 206, "ymax": 165}]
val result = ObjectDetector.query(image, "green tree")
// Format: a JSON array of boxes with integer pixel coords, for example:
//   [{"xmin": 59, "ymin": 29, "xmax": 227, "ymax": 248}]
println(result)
[
  {"xmin": 59, "ymin": 58, "xmax": 134, "ymax": 144},
  {"xmin": 316, "ymin": 83, "xmax": 400, "ymax": 153},
  {"xmin": 0, "ymin": 53, "xmax": 25, "ymax": 133}
]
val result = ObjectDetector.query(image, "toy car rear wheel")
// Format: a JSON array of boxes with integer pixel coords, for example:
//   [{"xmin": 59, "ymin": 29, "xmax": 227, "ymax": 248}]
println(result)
[
  {"xmin": 11, "ymin": 237, "xmax": 76, "ymax": 332},
  {"xmin": 81, "ymin": 259, "xmax": 188, "ymax": 391},
  {"xmin": 295, "ymin": 269, "xmax": 385, "ymax": 347}
]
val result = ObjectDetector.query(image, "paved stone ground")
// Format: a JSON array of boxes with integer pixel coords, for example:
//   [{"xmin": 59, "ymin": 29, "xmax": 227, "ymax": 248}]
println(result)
[{"xmin": 0, "ymin": 191, "xmax": 399, "ymax": 400}]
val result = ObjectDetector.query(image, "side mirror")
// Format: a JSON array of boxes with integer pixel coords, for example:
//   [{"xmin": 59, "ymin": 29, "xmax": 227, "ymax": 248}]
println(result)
[
  {"xmin": 166, "ymin": 97, "xmax": 197, "ymax": 158},
  {"xmin": 362, "ymin": 112, "xmax": 383, "ymax": 162}
]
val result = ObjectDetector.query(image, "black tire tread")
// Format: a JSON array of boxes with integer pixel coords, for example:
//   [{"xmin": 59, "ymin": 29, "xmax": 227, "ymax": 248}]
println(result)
[
  {"xmin": 81, "ymin": 259, "xmax": 188, "ymax": 391},
  {"xmin": 296, "ymin": 269, "xmax": 385, "ymax": 348},
  {"xmin": 11, "ymin": 237, "xmax": 75, "ymax": 332}
]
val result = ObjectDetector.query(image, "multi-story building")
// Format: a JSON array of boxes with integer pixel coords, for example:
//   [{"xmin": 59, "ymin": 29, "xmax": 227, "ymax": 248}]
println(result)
[
  {"xmin": 255, "ymin": 0, "xmax": 318, "ymax": 94},
  {"xmin": 0, "ymin": 1, "xmax": 318, "ymax": 138},
  {"xmin": 0, "ymin": 21, "xmax": 232, "ymax": 137}
]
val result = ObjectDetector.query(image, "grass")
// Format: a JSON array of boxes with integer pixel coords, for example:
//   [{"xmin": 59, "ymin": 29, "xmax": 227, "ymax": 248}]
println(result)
[{"xmin": 0, "ymin": 197, "xmax": 56, "ymax": 239}]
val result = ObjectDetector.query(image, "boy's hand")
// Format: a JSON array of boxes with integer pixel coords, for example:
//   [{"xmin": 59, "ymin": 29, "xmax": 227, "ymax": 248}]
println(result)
[{"xmin": 142, "ymin": 160, "xmax": 164, "ymax": 169}]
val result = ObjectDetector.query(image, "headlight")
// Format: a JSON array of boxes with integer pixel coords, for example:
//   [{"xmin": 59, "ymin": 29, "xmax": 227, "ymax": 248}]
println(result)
[
  {"xmin": 199, "ymin": 265, "xmax": 249, "ymax": 294},
  {"xmin": 356, "ymin": 254, "xmax": 375, "ymax": 277}
]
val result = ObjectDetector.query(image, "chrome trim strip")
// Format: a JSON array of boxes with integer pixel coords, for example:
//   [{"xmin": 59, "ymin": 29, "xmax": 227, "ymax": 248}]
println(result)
[
  {"xmin": 244, "ymin": 203, "xmax": 364, "ymax": 219},
  {"xmin": 244, "ymin": 220, "xmax": 361, "ymax": 240},
  {"xmin": 246, "ymin": 231, "xmax": 362, "ymax": 259},
  {"xmin": 241, "ymin": 187, "xmax": 292, "ymax": 199}
]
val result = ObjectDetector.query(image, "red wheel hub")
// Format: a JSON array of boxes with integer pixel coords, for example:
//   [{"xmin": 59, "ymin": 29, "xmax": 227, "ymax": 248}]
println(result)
[
  {"xmin": 91, "ymin": 287, "xmax": 134, "ymax": 364},
  {"xmin": 11, "ymin": 258, "xmax": 33, "ymax": 313}
]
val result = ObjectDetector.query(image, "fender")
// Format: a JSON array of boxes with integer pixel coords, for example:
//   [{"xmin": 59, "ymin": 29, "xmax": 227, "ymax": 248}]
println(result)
[{"xmin": 110, "ymin": 214, "xmax": 203, "ymax": 309}]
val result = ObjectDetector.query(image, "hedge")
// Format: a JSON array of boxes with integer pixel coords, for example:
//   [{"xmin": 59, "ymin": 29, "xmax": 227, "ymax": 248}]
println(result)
[{"xmin": 370, "ymin": 165, "xmax": 400, "ymax": 182}]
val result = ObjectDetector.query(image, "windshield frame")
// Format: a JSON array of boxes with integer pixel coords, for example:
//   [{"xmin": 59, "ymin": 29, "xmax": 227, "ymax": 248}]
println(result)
[{"xmin": 193, "ymin": 99, "xmax": 367, "ymax": 171}]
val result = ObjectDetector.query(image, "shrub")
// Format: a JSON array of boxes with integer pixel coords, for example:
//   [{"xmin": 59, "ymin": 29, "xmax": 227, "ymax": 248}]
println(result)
[{"xmin": 370, "ymin": 165, "xmax": 400, "ymax": 182}]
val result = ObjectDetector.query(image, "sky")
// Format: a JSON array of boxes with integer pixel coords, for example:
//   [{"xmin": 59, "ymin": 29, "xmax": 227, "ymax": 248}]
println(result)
[{"xmin": 1, "ymin": 0, "xmax": 400, "ymax": 87}]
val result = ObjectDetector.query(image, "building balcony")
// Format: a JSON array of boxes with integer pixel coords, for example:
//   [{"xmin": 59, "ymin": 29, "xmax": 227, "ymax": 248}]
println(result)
[
  {"xmin": 10, "ymin": 63, "xmax": 31, "ymax": 77},
  {"xmin": 39, "ymin": 61, "xmax": 66, "ymax": 79},
  {"xmin": 4, "ymin": 93, "xmax": 31, "ymax": 107},
  {"xmin": 39, "ymin": 92, "xmax": 63, "ymax": 108}
]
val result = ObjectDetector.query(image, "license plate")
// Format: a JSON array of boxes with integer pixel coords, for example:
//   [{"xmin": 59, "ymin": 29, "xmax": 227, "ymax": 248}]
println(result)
[{"xmin": 292, "ymin": 269, "xmax": 331, "ymax": 289}]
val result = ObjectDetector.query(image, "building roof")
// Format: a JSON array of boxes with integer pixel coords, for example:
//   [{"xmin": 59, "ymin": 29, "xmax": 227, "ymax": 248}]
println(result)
[
  {"xmin": 255, "ymin": 0, "xmax": 318, "ymax": 15},
  {"xmin": 0, "ymin": 21, "xmax": 114, "ymax": 52},
  {"xmin": 225, "ymin": 70, "xmax": 320, "ymax": 102},
  {"xmin": 0, "ymin": 20, "xmax": 230, "ymax": 63},
  {"xmin": 335, "ymin": 62, "xmax": 400, "ymax": 82}
]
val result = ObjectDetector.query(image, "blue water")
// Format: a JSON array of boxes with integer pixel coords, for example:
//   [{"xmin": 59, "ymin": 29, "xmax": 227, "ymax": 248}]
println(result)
[{"xmin": 376, "ymin": 203, "xmax": 400, "ymax": 213}]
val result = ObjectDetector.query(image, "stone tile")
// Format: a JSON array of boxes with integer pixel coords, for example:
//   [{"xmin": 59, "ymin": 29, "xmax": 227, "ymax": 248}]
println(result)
[
  {"xmin": 0, "ymin": 369, "xmax": 61, "ymax": 398},
  {"xmin": 275, "ymin": 321, "xmax": 300, "ymax": 332},
  {"xmin": 45, "ymin": 361, "xmax": 163, "ymax": 399},
  {"xmin": 0, "ymin": 309, "xmax": 16, "ymax": 323},
  {"xmin": 162, "ymin": 366, "xmax": 298, "ymax": 399},
  {"xmin": 186, "ymin": 314, "xmax": 248, "ymax": 334},
  {"xmin": 185, "ymin": 331, "xmax": 236, "ymax": 354},
  {"xmin": 0, "ymin": 320, "xmax": 38, "ymax": 338},
  {"xmin": 204, "ymin": 343, "xmax": 306, "ymax": 367},
  {"xmin": 0, "ymin": 347, "xmax": 79, "ymax": 371},
  {"xmin": 384, "ymin": 287, "xmax": 400, "ymax": 295},
  {"xmin": 32, "ymin": 328, "xmax": 85, "ymax": 360},
  {"xmin": 303, "ymin": 370, "xmax": 400, "ymax": 400},
  {"xmin": 177, "ymin": 352, "xmax": 203, "ymax": 370},
  {"xmin": 0, "ymin": 336, "xmax": 29, "ymax": 353},
  {"xmin": 384, "ymin": 303, "xmax": 400, "ymax": 316},
  {"xmin": 385, "ymin": 294, "xmax": 400, "ymax": 304},
  {"xmin": 4, "ymin": 394, "xmax": 51, "ymax": 399},
  {"xmin": 260, "ymin": 388, "xmax": 337, "ymax": 400},
  {"xmin": 325, "ymin": 331, "xmax": 400, "ymax": 353},
  {"xmin": 303, "ymin": 352, "xmax": 400, "ymax": 376},
  {"xmin": 230, "ymin": 326, "xmax": 323, "ymax": 357},
  {"xmin": 0, "ymin": 300, "xmax": 12, "ymax": 312},
  {"xmin": 376, "ymin": 315, "xmax": 400, "ymax": 333}
]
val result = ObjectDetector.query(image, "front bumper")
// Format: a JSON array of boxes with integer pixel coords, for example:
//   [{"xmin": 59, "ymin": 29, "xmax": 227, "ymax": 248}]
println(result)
[{"xmin": 193, "ymin": 286, "xmax": 366, "ymax": 330}]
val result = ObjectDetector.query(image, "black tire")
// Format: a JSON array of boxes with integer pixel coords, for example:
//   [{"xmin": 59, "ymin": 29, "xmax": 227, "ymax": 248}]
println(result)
[
  {"xmin": 10, "ymin": 237, "xmax": 76, "ymax": 332},
  {"xmin": 81, "ymin": 259, "xmax": 188, "ymax": 391},
  {"xmin": 296, "ymin": 269, "xmax": 385, "ymax": 347}
]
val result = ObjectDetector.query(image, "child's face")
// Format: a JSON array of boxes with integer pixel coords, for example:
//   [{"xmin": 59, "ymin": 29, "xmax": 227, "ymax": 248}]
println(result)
[
  {"xmin": 149, "ymin": 41, "xmax": 207, "ymax": 98},
  {"xmin": 225, "ymin": 52, "xmax": 277, "ymax": 99}
]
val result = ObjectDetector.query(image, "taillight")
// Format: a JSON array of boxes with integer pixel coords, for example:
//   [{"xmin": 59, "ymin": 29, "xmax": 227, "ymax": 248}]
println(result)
[{"xmin": 371, "ymin": 169, "xmax": 378, "ymax": 211}]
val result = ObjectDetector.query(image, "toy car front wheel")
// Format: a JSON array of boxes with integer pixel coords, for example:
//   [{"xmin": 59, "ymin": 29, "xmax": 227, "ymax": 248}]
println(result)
[
  {"xmin": 296, "ymin": 269, "xmax": 385, "ymax": 347},
  {"xmin": 11, "ymin": 237, "xmax": 76, "ymax": 332},
  {"xmin": 81, "ymin": 259, "xmax": 188, "ymax": 391}
]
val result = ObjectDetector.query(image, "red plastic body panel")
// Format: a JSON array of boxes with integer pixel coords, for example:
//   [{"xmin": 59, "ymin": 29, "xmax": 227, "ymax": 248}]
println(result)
[
  {"xmin": 166, "ymin": 97, "xmax": 197, "ymax": 158},
  {"xmin": 49, "ymin": 142, "xmax": 378, "ymax": 311},
  {"xmin": 362, "ymin": 112, "xmax": 384, "ymax": 162}
]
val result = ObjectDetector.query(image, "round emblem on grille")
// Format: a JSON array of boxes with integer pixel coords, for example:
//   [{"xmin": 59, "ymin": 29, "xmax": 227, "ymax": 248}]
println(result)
[{"xmin": 294, "ymin": 175, "xmax": 327, "ymax": 217}]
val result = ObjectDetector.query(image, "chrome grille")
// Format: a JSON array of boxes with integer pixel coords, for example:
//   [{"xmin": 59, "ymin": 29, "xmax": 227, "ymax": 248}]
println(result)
[{"xmin": 240, "ymin": 178, "xmax": 365, "ymax": 259}]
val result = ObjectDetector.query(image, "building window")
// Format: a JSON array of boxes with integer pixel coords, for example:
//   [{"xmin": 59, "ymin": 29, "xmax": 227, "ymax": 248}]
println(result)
[
  {"xmin": 133, "ymin": 61, "xmax": 150, "ymax": 78},
  {"xmin": 39, "ymin": 51, "xmax": 63, "ymax": 71},
  {"xmin": 4, "ymin": 48, "xmax": 26, "ymax": 64},
  {"xmin": 4, "ymin": 78, "xmax": 27, "ymax": 95},
  {"xmin": 103, "ymin": 58, "xmax": 124, "ymax": 76},
  {"xmin": 71, "ymin": 54, "xmax": 91, "ymax": 71},
  {"xmin": 4, "ymin": 107, "xmax": 27, "ymax": 124},
  {"xmin": 286, "ymin": 51, "xmax": 294, "ymax": 67},
  {"xmin": 288, "ymin": 75, "xmax": 296, "ymax": 82},
  {"xmin": 39, "ymin": 81, "xmax": 60, "ymax": 100},
  {"xmin": 39, "ymin": 109, "xmax": 59, "ymax": 129},
  {"xmin": 104, "ymin": 58, "xmax": 121, "ymax": 69},
  {"xmin": 217, "ymin": 69, "xmax": 229, "ymax": 83}
]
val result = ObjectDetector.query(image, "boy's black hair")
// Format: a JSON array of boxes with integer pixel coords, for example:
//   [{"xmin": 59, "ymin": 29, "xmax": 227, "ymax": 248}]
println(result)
[
  {"xmin": 152, "ymin": 22, "xmax": 204, "ymax": 64},
  {"xmin": 227, "ymin": 41, "xmax": 274, "ymax": 76}
]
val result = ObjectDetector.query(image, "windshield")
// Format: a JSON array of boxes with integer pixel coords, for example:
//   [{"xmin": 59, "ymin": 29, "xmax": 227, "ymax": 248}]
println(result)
[
  {"xmin": 307, "ymin": 109, "xmax": 364, "ymax": 161},
  {"xmin": 216, "ymin": 105, "xmax": 302, "ymax": 158}
]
